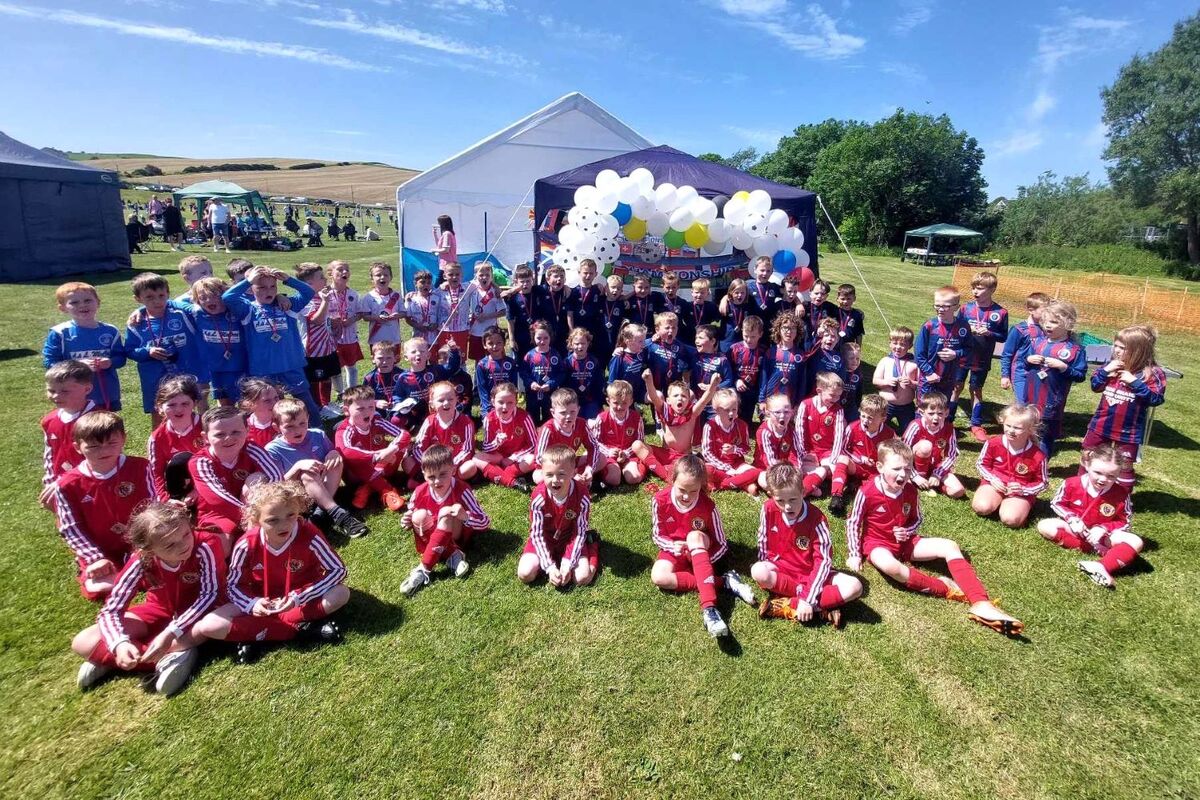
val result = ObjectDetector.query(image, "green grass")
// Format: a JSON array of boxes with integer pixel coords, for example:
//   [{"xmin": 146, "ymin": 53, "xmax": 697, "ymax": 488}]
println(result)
[{"xmin": 3, "ymin": 232, "xmax": 1199, "ymax": 799}]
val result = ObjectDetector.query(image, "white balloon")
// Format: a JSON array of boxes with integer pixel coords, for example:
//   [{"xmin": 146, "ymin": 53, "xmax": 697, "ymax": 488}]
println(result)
[
  {"xmin": 567, "ymin": 206, "xmax": 592, "ymax": 227},
  {"xmin": 595, "ymin": 169, "xmax": 620, "ymax": 191},
  {"xmin": 575, "ymin": 232, "xmax": 598, "ymax": 255},
  {"xmin": 785, "ymin": 226, "xmax": 805, "ymax": 253},
  {"xmin": 723, "ymin": 196, "xmax": 747, "ymax": 225},
  {"xmin": 558, "ymin": 224, "xmax": 583, "ymax": 248},
  {"xmin": 747, "ymin": 189, "xmax": 771, "ymax": 214},
  {"xmin": 730, "ymin": 227, "xmax": 753, "ymax": 251},
  {"xmin": 767, "ymin": 208, "xmax": 789, "ymax": 236},
  {"xmin": 630, "ymin": 167, "xmax": 654, "ymax": 192},
  {"xmin": 702, "ymin": 238, "xmax": 727, "ymax": 255},
  {"xmin": 637, "ymin": 240, "xmax": 665, "ymax": 264},
  {"xmin": 797, "ymin": 248, "xmax": 811, "ymax": 268},
  {"xmin": 669, "ymin": 206, "xmax": 694, "ymax": 231},
  {"xmin": 646, "ymin": 211, "xmax": 670, "ymax": 236},
  {"xmin": 631, "ymin": 195, "xmax": 654, "ymax": 218},
  {"xmin": 754, "ymin": 234, "xmax": 779, "ymax": 257},
  {"xmin": 594, "ymin": 214, "xmax": 619, "ymax": 240},
  {"xmin": 564, "ymin": 265, "xmax": 582, "ymax": 288},
  {"xmin": 596, "ymin": 239, "xmax": 620, "ymax": 264},
  {"xmin": 693, "ymin": 197, "xmax": 718, "ymax": 225},
  {"xmin": 707, "ymin": 218, "xmax": 730, "ymax": 243},
  {"xmin": 742, "ymin": 212, "xmax": 767, "ymax": 238},
  {"xmin": 573, "ymin": 185, "xmax": 599, "ymax": 210},
  {"xmin": 593, "ymin": 191, "xmax": 619, "ymax": 215},
  {"xmin": 654, "ymin": 183, "xmax": 679, "ymax": 213},
  {"xmin": 675, "ymin": 185, "xmax": 698, "ymax": 209},
  {"xmin": 617, "ymin": 178, "xmax": 642, "ymax": 205}
]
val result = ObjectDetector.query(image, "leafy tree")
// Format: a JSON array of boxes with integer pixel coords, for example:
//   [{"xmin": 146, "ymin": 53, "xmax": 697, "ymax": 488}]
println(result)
[
  {"xmin": 1102, "ymin": 13, "xmax": 1200, "ymax": 262},
  {"xmin": 697, "ymin": 147, "xmax": 760, "ymax": 172},
  {"xmin": 753, "ymin": 119, "xmax": 861, "ymax": 188},
  {"xmin": 996, "ymin": 172, "xmax": 1158, "ymax": 247}
]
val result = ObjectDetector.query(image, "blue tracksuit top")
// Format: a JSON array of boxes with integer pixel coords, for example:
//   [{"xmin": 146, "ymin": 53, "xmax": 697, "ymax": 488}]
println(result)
[{"xmin": 222, "ymin": 277, "xmax": 315, "ymax": 377}]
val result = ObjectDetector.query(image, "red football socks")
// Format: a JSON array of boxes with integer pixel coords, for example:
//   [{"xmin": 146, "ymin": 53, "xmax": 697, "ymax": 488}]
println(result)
[
  {"xmin": 831, "ymin": 462, "xmax": 849, "ymax": 496},
  {"xmin": 481, "ymin": 463, "xmax": 506, "ymax": 484},
  {"xmin": 421, "ymin": 526, "xmax": 457, "ymax": 569},
  {"xmin": 672, "ymin": 571, "xmax": 697, "ymax": 592},
  {"xmin": 1053, "ymin": 529, "xmax": 1085, "ymax": 551},
  {"xmin": 905, "ymin": 568, "xmax": 949, "ymax": 597},
  {"xmin": 913, "ymin": 454, "xmax": 933, "ymax": 477},
  {"xmin": 1099, "ymin": 542, "xmax": 1138, "ymax": 575},
  {"xmin": 277, "ymin": 599, "xmax": 328, "ymax": 626},
  {"xmin": 501, "ymin": 464, "xmax": 524, "ymax": 486},
  {"xmin": 728, "ymin": 469, "xmax": 762, "ymax": 490},
  {"xmin": 689, "ymin": 547, "xmax": 718, "ymax": 609},
  {"xmin": 947, "ymin": 558, "xmax": 989, "ymax": 604},
  {"xmin": 227, "ymin": 614, "xmax": 298, "ymax": 642},
  {"xmin": 819, "ymin": 584, "xmax": 845, "ymax": 609},
  {"xmin": 803, "ymin": 472, "xmax": 825, "ymax": 495},
  {"xmin": 772, "ymin": 572, "xmax": 799, "ymax": 597}
]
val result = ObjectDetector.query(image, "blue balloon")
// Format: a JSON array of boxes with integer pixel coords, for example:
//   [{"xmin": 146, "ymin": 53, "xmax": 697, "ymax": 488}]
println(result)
[
  {"xmin": 613, "ymin": 202, "xmax": 633, "ymax": 225},
  {"xmin": 773, "ymin": 249, "xmax": 797, "ymax": 274}
]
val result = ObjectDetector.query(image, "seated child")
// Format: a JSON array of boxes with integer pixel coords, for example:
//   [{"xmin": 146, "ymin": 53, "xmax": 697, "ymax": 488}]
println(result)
[
  {"xmin": 71, "ymin": 503, "xmax": 224, "ymax": 695},
  {"xmin": 728, "ymin": 315, "xmax": 766, "ymax": 425},
  {"xmin": 564, "ymin": 328, "xmax": 605, "ymax": 419},
  {"xmin": 752, "ymin": 463, "xmax": 864, "ymax": 627},
  {"xmin": 52, "ymin": 411, "xmax": 155, "ymax": 601},
  {"xmin": 533, "ymin": 388, "xmax": 600, "ymax": 484},
  {"xmin": 335, "ymin": 385, "xmax": 411, "ymax": 511},
  {"xmin": 478, "ymin": 381, "xmax": 538, "ymax": 490},
  {"xmin": 1037, "ymin": 443, "xmax": 1142, "ymax": 589},
  {"xmin": 518, "ymin": 445, "xmax": 597, "ymax": 589},
  {"xmin": 267, "ymin": 399, "xmax": 367, "ymax": 538},
  {"xmin": 147, "ymin": 375, "xmax": 206, "ymax": 502},
  {"xmin": 590, "ymin": 380, "xmax": 647, "ymax": 488},
  {"xmin": 846, "ymin": 439, "xmax": 1024, "ymax": 636},
  {"xmin": 754, "ymin": 394, "xmax": 802, "ymax": 484},
  {"xmin": 649, "ymin": 455, "xmax": 755, "ymax": 639},
  {"xmin": 631, "ymin": 371, "xmax": 720, "ymax": 482},
  {"xmin": 699, "ymin": 388, "xmax": 762, "ymax": 493},
  {"xmin": 902, "ymin": 391, "xmax": 965, "ymax": 499},
  {"xmin": 188, "ymin": 406, "xmax": 283, "ymax": 553},
  {"xmin": 972, "ymin": 404, "xmax": 1047, "ymax": 528},
  {"xmin": 43, "ymin": 281, "xmax": 124, "ymax": 412},
  {"xmin": 474, "ymin": 326, "xmax": 521, "ymax": 416},
  {"xmin": 606, "ymin": 322, "xmax": 647, "ymax": 406},
  {"xmin": 239, "ymin": 377, "xmax": 283, "ymax": 450},
  {"xmin": 362, "ymin": 342, "xmax": 401, "ymax": 417},
  {"xmin": 399, "ymin": 444, "xmax": 491, "ymax": 597},
  {"xmin": 828, "ymin": 394, "xmax": 896, "ymax": 517},
  {"xmin": 41, "ymin": 360, "xmax": 96, "ymax": 507},
  {"xmin": 873, "ymin": 326, "xmax": 920, "ymax": 433},
  {"xmin": 795, "ymin": 372, "xmax": 847, "ymax": 496},
  {"xmin": 195, "ymin": 481, "xmax": 349, "ymax": 664},
  {"xmin": 414, "ymin": 381, "xmax": 478, "ymax": 481}
]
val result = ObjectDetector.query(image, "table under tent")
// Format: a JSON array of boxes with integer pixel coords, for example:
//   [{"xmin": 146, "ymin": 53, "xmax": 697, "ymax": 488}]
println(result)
[{"xmin": 901, "ymin": 223, "xmax": 984, "ymax": 265}]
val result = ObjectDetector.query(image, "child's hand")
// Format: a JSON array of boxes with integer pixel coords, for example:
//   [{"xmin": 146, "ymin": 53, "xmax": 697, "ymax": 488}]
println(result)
[
  {"xmin": 1068, "ymin": 517, "xmax": 1086, "ymax": 535},
  {"xmin": 1103, "ymin": 359, "xmax": 1124, "ymax": 373},
  {"xmin": 400, "ymin": 509, "xmax": 413, "ymax": 529},
  {"xmin": 912, "ymin": 475, "xmax": 929, "ymax": 489},
  {"xmin": 1000, "ymin": 377, "xmax": 1012, "ymax": 390},
  {"xmin": 736, "ymin": 379, "xmax": 747, "ymax": 392},
  {"xmin": 271, "ymin": 594, "xmax": 297, "ymax": 615},
  {"xmin": 38, "ymin": 484, "xmax": 55, "ymax": 509},
  {"xmin": 114, "ymin": 641, "xmax": 141, "ymax": 670},
  {"xmin": 989, "ymin": 479, "xmax": 1006, "ymax": 493},
  {"xmin": 91, "ymin": 357, "xmax": 112, "ymax": 371},
  {"xmin": 1027, "ymin": 354, "xmax": 1043, "ymax": 366},
  {"xmin": 86, "ymin": 559, "xmax": 115, "ymax": 580},
  {"xmin": 641, "ymin": 368, "xmax": 652, "ymax": 382},
  {"xmin": 149, "ymin": 347, "xmax": 172, "ymax": 361},
  {"xmin": 126, "ymin": 309, "xmax": 144, "ymax": 328},
  {"xmin": 721, "ymin": 443, "xmax": 734, "ymax": 455},
  {"xmin": 139, "ymin": 628, "xmax": 178, "ymax": 664},
  {"xmin": 1119, "ymin": 370, "xmax": 1138, "ymax": 384},
  {"xmin": 1086, "ymin": 526, "xmax": 1108, "ymax": 547},
  {"xmin": 671, "ymin": 542, "xmax": 685, "ymax": 557},
  {"xmin": 318, "ymin": 286, "xmax": 334, "ymax": 300},
  {"xmin": 324, "ymin": 451, "xmax": 343, "ymax": 469},
  {"xmin": 1044, "ymin": 357, "xmax": 1067, "ymax": 371},
  {"xmin": 928, "ymin": 476, "xmax": 941, "ymax": 489},
  {"xmin": 708, "ymin": 374, "xmax": 720, "ymax": 389},
  {"xmin": 937, "ymin": 348, "xmax": 957, "ymax": 362},
  {"xmin": 494, "ymin": 432, "xmax": 507, "ymax": 443},
  {"xmin": 252, "ymin": 598, "xmax": 276, "ymax": 616},
  {"xmin": 578, "ymin": 466, "xmax": 594, "ymax": 483},
  {"xmin": 277, "ymin": 294, "xmax": 292, "ymax": 312},
  {"xmin": 893, "ymin": 525, "xmax": 912, "ymax": 542},
  {"xmin": 846, "ymin": 556, "xmax": 862, "ymax": 573},
  {"xmin": 1007, "ymin": 481, "xmax": 1022, "ymax": 495},
  {"xmin": 794, "ymin": 600, "xmax": 814, "ymax": 622}
]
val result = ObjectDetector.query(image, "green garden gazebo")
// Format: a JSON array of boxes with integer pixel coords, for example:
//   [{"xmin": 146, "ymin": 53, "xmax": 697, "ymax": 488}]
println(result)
[{"xmin": 901, "ymin": 222, "xmax": 984, "ymax": 265}]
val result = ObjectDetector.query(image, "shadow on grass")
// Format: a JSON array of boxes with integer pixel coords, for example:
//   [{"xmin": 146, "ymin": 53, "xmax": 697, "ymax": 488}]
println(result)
[
  {"xmin": 599, "ymin": 537, "xmax": 653, "ymax": 580},
  {"xmin": 1142, "ymin": 421, "xmax": 1200, "ymax": 452},
  {"xmin": 470, "ymin": 529, "xmax": 523, "ymax": 569},
  {"xmin": 1133, "ymin": 490, "xmax": 1200, "ymax": 518},
  {"xmin": 0, "ymin": 348, "xmax": 36, "ymax": 362},
  {"xmin": 343, "ymin": 587, "xmax": 405, "ymax": 637}
]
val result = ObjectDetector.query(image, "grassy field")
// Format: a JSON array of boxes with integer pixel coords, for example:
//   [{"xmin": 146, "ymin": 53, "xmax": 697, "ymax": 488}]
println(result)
[{"xmin": 2, "ymin": 226, "xmax": 1198, "ymax": 799}]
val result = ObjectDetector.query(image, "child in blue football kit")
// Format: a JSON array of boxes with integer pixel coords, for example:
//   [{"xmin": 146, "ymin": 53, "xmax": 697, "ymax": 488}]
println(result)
[
  {"xmin": 959, "ymin": 271, "xmax": 1009, "ymax": 440},
  {"xmin": 221, "ymin": 265, "xmax": 320, "ymax": 419},
  {"xmin": 125, "ymin": 273, "xmax": 207, "ymax": 425},
  {"xmin": 43, "ymin": 281, "xmax": 125, "ymax": 411},
  {"xmin": 188, "ymin": 276, "xmax": 249, "ymax": 404},
  {"xmin": 915, "ymin": 286, "xmax": 970, "ymax": 421}
]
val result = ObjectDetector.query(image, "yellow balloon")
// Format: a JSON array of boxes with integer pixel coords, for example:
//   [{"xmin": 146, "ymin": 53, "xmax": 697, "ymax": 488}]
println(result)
[
  {"xmin": 684, "ymin": 222, "xmax": 709, "ymax": 248},
  {"xmin": 623, "ymin": 217, "xmax": 647, "ymax": 241},
  {"xmin": 732, "ymin": 190, "xmax": 750, "ymax": 202}
]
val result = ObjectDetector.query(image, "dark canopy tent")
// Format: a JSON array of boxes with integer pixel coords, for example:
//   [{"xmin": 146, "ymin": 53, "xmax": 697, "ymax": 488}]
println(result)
[
  {"xmin": 901, "ymin": 222, "xmax": 984, "ymax": 265},
  {"xmin": 173, "ymin": 180, "xmax": 274, "ymax": 226},
  {"xmin": 0, "ymin": 132, "xmax": 128, "ymax": 280},
  {"xmin": 534, "ymin": 145, "xmax": 818, "ymax": 273}
]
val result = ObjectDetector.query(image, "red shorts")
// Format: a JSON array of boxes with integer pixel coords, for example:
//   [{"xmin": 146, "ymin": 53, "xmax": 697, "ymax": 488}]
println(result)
[
  {"xmin": 863, "ymin": 533, "xmax": 922, "ymax": 563},
  {"xmin": 647, "ymin": 444, "xmax": 685, "ymax": 466},
  {"xmin": 413, "ymin": 520, "xmax": 482, "ymax": 555},
  {"xmin": 654, "ymin": 546, "xmax": 719, "ymax": 571},
  {"xmin": 126, "ymin": 598, "xmax": 175, "ymax": 634},
  {"xmin": 771, "ymin": 562, "xmax": 834, "ymax": 597},
  {"xmin": 336, "ymin": 342, "xmax": 364, "ymax": 368},
  {"xmin": 522, "ymin": 533, "xmax": 599, "ymax": 569},
  {"xmin": 431, "ymin": 330, "xmax": 470, "ymax": 355},
  {"xmin": 467, "ymin": 335, "xmax": 487, "ymax": 362}
]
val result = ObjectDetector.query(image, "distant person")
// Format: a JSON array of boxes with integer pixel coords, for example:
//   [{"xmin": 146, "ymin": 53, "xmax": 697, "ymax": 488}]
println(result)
[
  {"xmin": 342, "ymin": 220, "xmax": 356, "ymax": 241},
  {"xmin": 148, "ymin": 195, "xmax": 164, "ymax": 222},
  {"xmin": 365, "ymin": 227, "xmax": 379, "ymax": 242},
  {"xmin": 208, "ymin": 197, "xmax": 231, "ymax": 253},
  {"xmin": 126, "ymin": 214, "xmax": 149, "ymax": 255},
  {"xmin": 433, "ymin": 215, "xmax": 456, "ymax": 267},
  {"xmin": 162, "ymin": 197, "xmax": 184, "ymax": 251},
  {"xmin": 328, "ymin": 218, "xmax": 341, "ymax": 239}
]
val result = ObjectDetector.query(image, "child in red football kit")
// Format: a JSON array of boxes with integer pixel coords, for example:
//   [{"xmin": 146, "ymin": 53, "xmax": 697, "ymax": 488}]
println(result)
[
  {"xmin": 591, "ymin": 380, "xmax": 647, "ymax": 487},
  {"xmin": 753, "ymin": 394, "xmax": 803, "ymax": 488},
  {"xmin": 53, "ymin": 411, "xmax": 156, "ymax": 601},
  {"xmin": 188, "ymin": 406, "xmax": 282, "ymax": 554},
  {"xmin": 1037, "ymin": 443, "xmax": 1143, "ymax": 589},
  {"xmin": 335, "ymin": 385, "xmax": 411, "ymax": 511},
  {"xmin": 903, "ymin": 391, "xmax": 966, "ymax": 499},
  {"xmin": 650, "ymin": 455, "xmax": 756, "ymax": 639},
  {"xmin": 72, "ymin": 502, "xmax": 224, "ymax": 696},
  {"xmin": 399, "ymin": 444, "xmax": 491, "ymax": 597},
  {"xmin": 238, "ymin": 377, "xmax": 283, "ymax": 449},
  {"xmin": 40, "ymin": 360, "xmax": 96, "ymax": 508},
  {"xmin": 478, "ymin": 381, "xmax": 538, "ymax": 490},
  {"xmin": 699, "ymin": 388, "xmax": 762, "ymax": 494},
  {"xmin": 193, "ymin": 481, "xmax": 349, "ymax": 664},
  {"xmin": 414, "ymin": 380, "xmax": 478, "ymax": 480},
  {"xmin": 752, "ymin": 463, "xmax": 864, "ymax": 627},
  {"xmin": 518, "ymin": 445, "xmax": 597, "ymax": 588},
  {"xmin": 828, "ymin": 394, "xmax": 896, "ymax": 517},
  {"xmin": 533, "ymin": 388, "xmax": 601, "ymax": 484},
  {"xmin": 972, "ymin": 404, "xmax": 1048, "ymax": 528},
  {"xmin": 846, "ymin": 439, "xmax": 1024, "ymax": 636},
  {"xmin": 147, "ymin": 374, "xmax": 206, "ymax": 501},
  {"xmin": 631, "ymin": 371, "xmax": 720, "ymax": 482},
  {"xmin": 795, "ymin": 371, "xmax": 847, "ymax": 496}
]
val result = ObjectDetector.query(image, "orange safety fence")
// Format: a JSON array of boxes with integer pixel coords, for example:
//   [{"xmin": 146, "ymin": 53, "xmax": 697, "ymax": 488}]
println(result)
[{"xmin": 953, "ymin": 263, "xmax": 1200, "ymax": 335}]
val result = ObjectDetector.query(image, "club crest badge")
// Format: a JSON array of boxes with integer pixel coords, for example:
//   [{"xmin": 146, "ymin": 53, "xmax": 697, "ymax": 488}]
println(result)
[
  {"xmin": 451, "ymin": 434, "xmax": 462, "ymax": 445},
  {"xmin": 823, "ymin": 415, "xmax": 833, "ymax": 426},
  {"xmin": 1016, "ymin": 462, "xmax": 1029, "ymax": 475},
  {"xmin": 625, "ymin": 427, "xmax": 635, "ymax": 436},
  {"xmin": 565, "ymin": 510, "xmax": 577, "ymax": 520},
  {"xmin": 1100, "ymin": 503, "xmax": 1116, "ymax": 517},
  {"xmin": 691, "ymin": 517, "xmax": 706, "ymax": 530},
  {"xmin": 234, "ymin": 469, "xmax": 249, "ymax": 480},
  {"xmin": 117, "ymin": 481, "xmax": 135, "ymax": 498},
  {"xmin": 990, "ymin": 311, "xmax": 1001, "ymax": 322},
  {"xmin": 181, "ymin": 571, "xmax": 200, "ymax": 584},
  {"xmin": 902, "ymin": 502, "xmax": 912, "ymax": 515},
  {"xmin": 288, "ymin": 558, "xmax": 305, "ymax": 572},
  {"xmin": 795, "ymin": 535, "xmax": 810, "ymax": 550},
  {"xmin": 372, "ymin": 434, "xmax": 383, "ymax": 446}
]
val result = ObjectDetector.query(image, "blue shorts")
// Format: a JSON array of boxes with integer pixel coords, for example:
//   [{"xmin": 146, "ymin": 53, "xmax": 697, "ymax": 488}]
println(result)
[
  {"xmin": 213, "ymin": 222, "xmax": 230, "ymax": 238},
  {"xmin": 966, "ymin": 366, "xmax": 991, "ymax": 391},
  {"xmin": 210, "ymin": 370, "xmax": 243, "ymax": 402}
]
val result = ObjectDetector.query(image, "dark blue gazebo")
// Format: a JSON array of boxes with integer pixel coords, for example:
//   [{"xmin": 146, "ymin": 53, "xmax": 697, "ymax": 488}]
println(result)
[{"xmin": 534, "ymin": 145, "xmax": 818, "ymax": 273}]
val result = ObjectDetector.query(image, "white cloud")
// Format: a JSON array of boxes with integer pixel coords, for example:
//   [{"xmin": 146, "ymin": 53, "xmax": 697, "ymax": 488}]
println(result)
[
  {"xmin": 1036, "ymin": 9, "xmax": 1131, "ymax": 75},
  {"xmin": 892, "ymin": 0, "xmax": 932, "ymax": 34},
  {"xmin": 724, "ymin": 125, "xmax": 785, "ymax": 148},
  {"xmin": 1028, "ymin": 88, "xmax": 1056, "ymax": 121},
  {"xmin": 0, "ymin": 2, "xmax": 381, "ymax": 70},
  {"xmin": 1082, "ymin": 121, "xmax": 1108, "ymax": 154},
  {"xmin": 881, "ymin": 61, "xmax": 924, "ymax": 83},
  {"xmin": 713, "ymin": 1, "xmax": 865, "ymax": 59},
  {"xmin": 992, "ymin": 130, "xmax": 1043, "ymax": 157},
  {"xmin": 538, "ymin": 16, "xmax": 626, "ymax": 51},
  {"xmin": 302, "ymin": 9, "xmax": 527, "ymax": 68}
]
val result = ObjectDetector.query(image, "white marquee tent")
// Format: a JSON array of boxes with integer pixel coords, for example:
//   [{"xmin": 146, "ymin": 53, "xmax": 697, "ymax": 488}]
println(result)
[{"xmin": 395, "ymin": 92, "xmax": 652, "ymax": 288}]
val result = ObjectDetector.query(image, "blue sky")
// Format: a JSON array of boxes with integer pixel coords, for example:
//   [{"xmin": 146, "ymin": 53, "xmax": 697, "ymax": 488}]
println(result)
[{"xmin": 2, "ymin": 0, "xmax": 1194, "ymax": 198}]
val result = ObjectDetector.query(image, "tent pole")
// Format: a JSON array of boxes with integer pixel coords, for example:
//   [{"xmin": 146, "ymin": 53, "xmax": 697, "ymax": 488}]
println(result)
[{"xmin": 817, "ymin": 194, "xmax": 891, "ymax": 330}]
